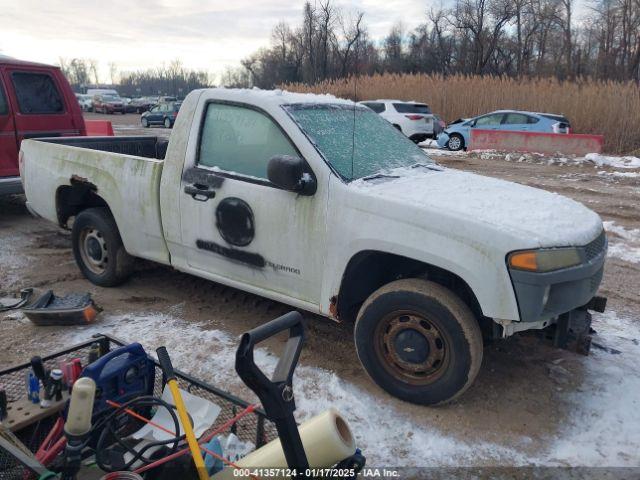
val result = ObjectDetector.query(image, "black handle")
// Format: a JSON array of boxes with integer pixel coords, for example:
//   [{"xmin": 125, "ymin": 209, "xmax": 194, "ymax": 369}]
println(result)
[
  {"xmin": 156, "ymin": 347, "xmax": 176, "ymax": 382},
  {"xmin": 184, "ymin": 184, "xmax": 216, "ymax": 201},
  {"xmin": 236, "ymin": 311, "xmax": 305, "ymax": 397},
  {"xmin": 235, "ymin": 311, "xmax": 309, "ymax": 472},
  {"xmin": 30, "ymin": 356, "xmax": 47, "ymax": 383}
]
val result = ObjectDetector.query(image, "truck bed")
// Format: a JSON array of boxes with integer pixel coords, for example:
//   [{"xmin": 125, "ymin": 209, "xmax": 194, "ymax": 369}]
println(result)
[{"xmin": 20, "ymin": 136, "xmax": 171, "ymax": 266}]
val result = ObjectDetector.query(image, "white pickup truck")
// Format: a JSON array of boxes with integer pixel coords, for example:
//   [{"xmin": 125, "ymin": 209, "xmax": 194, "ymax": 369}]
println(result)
[{"xmin": 20, "ymin": 88, "xmax": 607, "ymax": 405}]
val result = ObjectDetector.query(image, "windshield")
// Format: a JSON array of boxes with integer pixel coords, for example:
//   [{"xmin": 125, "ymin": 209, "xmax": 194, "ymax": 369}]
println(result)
[
  {"xmin": 393, "ymin": 103, "xmax": 431, "ymax": 114},
  {"xmin": 103, "ymin": 95, "xmax": 120, "ymax": 101},
  {"xmin": 284, "ymin": 104, "xmax": 432, "ymax": 181}
]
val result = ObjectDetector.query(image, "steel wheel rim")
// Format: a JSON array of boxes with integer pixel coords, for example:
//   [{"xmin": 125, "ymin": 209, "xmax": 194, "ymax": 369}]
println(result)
[
  {"xmin": 79, "ymin": 227, "xmax": 108, "ymax": 275},
  {"xmin": 449, "ymin": 136, "xmax": 461, "ymax": 150},
  {"xmin": 374, "ymin": 311, "xmax": 449, "ymax": 385}
]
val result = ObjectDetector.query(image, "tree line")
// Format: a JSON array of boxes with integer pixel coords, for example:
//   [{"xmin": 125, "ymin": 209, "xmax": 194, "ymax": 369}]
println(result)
[
  {"xmin": 59, "ymin": 58, "xmax": 211, "ymax": 97},
  {"xmin": 233, "ymin": 0, "xmax": 640, "ymax": 88}
]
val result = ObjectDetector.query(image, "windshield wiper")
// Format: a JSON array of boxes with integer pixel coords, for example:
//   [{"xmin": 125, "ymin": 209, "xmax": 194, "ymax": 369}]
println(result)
[
  {"xmin": 411, "ymin": 162, "xmax": 443, "ymax": 171},
  {"xmin": 362, "ymin": 173, "xmax": 401, "ymax": 181}
]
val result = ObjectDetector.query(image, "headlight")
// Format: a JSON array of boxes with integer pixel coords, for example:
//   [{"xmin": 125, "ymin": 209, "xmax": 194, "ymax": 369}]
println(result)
[{"xmin": 508, "ymin": 248, "xmax": 581, "ymax": 272}]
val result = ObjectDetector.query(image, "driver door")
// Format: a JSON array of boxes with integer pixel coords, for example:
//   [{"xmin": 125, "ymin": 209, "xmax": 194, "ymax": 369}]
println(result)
[{"xmin": 177, "ymin": 101, "xmax": 327, "ymax": 307}]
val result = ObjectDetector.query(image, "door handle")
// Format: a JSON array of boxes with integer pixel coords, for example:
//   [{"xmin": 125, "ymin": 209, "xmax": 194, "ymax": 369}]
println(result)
[{"xmin": 184, "ymin": 184, "xmax": 216, "ymax": 201}]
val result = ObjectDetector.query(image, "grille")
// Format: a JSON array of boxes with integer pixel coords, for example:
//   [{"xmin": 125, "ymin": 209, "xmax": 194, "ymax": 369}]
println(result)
[{"xmin": 584, "ymin": 230, "xmax": 606, "ymax": 262}]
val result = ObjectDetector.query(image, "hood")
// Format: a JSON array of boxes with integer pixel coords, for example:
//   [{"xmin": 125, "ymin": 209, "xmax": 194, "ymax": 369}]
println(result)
[{"xmin": 351, "ymin": 167, "xmax": 602, "ymax": 248}]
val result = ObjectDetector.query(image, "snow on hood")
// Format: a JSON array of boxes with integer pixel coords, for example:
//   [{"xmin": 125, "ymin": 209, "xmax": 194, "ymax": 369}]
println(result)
[{"xmin": 351, "ymin": 167, "xmax": 603, "ymax": 248}]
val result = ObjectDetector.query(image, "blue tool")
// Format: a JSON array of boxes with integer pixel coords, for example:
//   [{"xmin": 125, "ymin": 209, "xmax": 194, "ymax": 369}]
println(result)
[
  {"xmin": 80, "ymin": 343, "xmax": 155, "ymax": 419},
  {"xmin": 27, "ymin": 372, "xmax": 40, "ymax": 404}
]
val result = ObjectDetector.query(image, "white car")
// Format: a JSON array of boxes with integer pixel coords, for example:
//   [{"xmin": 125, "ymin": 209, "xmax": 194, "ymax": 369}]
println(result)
[
  {"xmin": 75, "ymin": 94, "xmax": 93, "ymax": 112},
  {"xmin": 21, "ymin": 89, "xmax": 607, "ymax": 405},
  {"xmin": 359, "ymin": 100, "xmax": 435, "ymax": 143}
]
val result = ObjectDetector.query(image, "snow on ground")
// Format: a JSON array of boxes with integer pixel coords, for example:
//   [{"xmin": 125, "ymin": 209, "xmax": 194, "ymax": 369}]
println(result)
[
  {"xmin": 584, "ymin": 153, "xmax": 640, "ymax": 169},
  {"xmin": 42, "ymin": 308, "xmax": 640, "ymax": 467},
  {"xmin": 0, "ymin": 234, "xmax": 30, "ymax": 288},
  {"xmin": 419, "ymin": 144, "xmax": 640, "ymax": 173},
  {"xmin": 604, "ymin": 221, "xmax": 640, "ymax": 264},
  {"xmin": 598, "ymin": 170, "xmax": 640, "ymax": 179}
]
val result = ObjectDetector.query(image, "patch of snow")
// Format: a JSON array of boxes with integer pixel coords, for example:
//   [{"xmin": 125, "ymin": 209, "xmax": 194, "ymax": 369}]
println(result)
[
  {"xmin": 607, "ymin": 243, "xmax": 640, "ymax": 264},
  {"xmin": 420, "ymin": 147, "xmax": 467, "ymax": 157},
  {"xmin": 55, "ymin": 308, "xmax": 640, "ymax": 467},
  {"xmin": 603, "ymin": 221, "xmax": 640, "ymax": 241},
  {"xmin": 598, "ymin": 171, "xmax": 640, "ymax": 179},
  {"xmin": 603, "ymin": 221, "xmax": 640, "ymax": 264},
  {"xmin": 548, "ymin": 310, "xmax": 640, "ymax": 466},
  {"xmin": 584, "ymin": 153, "xmax": 640, "ymax": 169},
  {"xmin": 64, "ymin": 312, "xmax": 530, "ymax": 467}
]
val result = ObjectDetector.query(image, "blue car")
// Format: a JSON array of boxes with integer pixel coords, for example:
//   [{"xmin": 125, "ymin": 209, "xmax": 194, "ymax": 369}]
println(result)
[
  {"xmin": 436, "ymin": 110, "xmax": 571, "ymax": 151},
  {"xmin": 141, "ymin": 101, "xmax": 182, "ymax": 128}
]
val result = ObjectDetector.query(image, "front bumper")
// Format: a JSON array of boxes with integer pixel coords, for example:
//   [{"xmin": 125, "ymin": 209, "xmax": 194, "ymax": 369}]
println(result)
[
  {"xmin": 508, "ymin": 230, "xmax": 607, "ymax": 322},
  {"xmin": 0, "ymin": 176, "xmax": 23, "ymax": 196}
]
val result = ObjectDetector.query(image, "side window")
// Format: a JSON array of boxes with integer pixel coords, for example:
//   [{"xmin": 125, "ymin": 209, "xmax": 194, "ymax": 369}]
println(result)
[
  {"xmin": 475, "ymin": 114, "xmax": 503, "ymax": 126},
  {"xmin": 198, "ymin": 103, "xmax": 298, "ymax": 180},
  {"xmin": 503, "ymin": 113, "xmax": 529, "ymax": 125},
  {"xmin": 0, "ymin": 81, "xmax": 8, "ymax": 115},
  {"xmin": 364, "ymin": 103, "xmax": 385, "ymax": 114},
  {"xmin": 11, "ymin": 72, "xmax": 64, "ymax": 114},
  {"xmin": 527, "ymin": 116, "xmax": 540, "ymax": 124}
]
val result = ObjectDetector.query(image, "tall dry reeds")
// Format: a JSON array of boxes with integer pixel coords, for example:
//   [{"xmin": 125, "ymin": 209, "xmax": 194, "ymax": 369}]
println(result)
[{"xmin": 283, "ymin": 74, "xmax": 640, "ymax": 154}]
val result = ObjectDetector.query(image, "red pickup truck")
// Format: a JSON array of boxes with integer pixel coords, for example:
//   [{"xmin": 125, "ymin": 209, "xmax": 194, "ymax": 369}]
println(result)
[{"xmin": 0, "ymin": 56, "xmax": 85, "ymax": 195}]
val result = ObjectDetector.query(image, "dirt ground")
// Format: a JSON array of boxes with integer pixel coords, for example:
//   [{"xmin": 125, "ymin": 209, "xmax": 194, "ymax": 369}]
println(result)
[{"xmin": 1, "ymin": 114, "xmax": 639, "ymax": 468}]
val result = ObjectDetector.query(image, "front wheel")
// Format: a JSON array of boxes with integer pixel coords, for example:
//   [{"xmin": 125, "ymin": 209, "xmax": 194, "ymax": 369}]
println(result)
[
  {"xmin": 164, "ymin": 117, "xmax": 172, "ymax": 128},
  {"xmin": 72, "ymin": 208, "xmax": 134, "ymax": 287},
  {"xmin": 446, "ymin": 133, "xmax": 465, "ymax": 151},
  {"xmin": 141, "ymin": 117, "xmax": 149, "ymax": 128},
  {"xmin": 354, "ymin": 279, "xmax": 483, "ymax": 405}
]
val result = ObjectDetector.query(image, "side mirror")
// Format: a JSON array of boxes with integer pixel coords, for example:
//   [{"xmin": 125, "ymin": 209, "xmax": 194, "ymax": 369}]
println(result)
[{"xmin": 267, "ymin": 155, "xmax": 316, "ymax": 196}]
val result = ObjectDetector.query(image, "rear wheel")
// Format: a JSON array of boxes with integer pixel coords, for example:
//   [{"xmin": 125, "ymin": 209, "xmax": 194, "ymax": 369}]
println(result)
[
  {"xmin": 72, "ymin": 208, "xmax": 133, "ymax": 287},
  {"xmin": 354, "ymin": 279, "xmax": 483, "ymax": 405},
  {"xmin": 141, "ymin": 117, "xmax": 149, "ymax": 128},
  {"xmin": 446, "ymin": 133, "xmax": 465, "ymax": 151}
]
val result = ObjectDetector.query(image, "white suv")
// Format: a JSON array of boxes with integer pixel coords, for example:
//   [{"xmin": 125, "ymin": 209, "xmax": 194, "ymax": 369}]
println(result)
[{"xmin": 359, "ymin": 100, "xmax": 435, "ymax": 143}]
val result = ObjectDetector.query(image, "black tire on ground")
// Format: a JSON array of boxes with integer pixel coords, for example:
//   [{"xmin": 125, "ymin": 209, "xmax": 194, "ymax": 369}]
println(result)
[
  {"xmin": 141, "ymin": 117, "xmax": 149, "ymax": 128},
  {"xmin": 446, "ymin": 133, "xmax": 465, "ymax": 151},
  {"xmin": 354, "ymin": 278, "xmax": 483, "ymax": 405},
  {"xmin": 72, "ymin": 208, "xmax": 134, "ymax": 287},
  {"xmin": 164, "ymin": 117, "xmax": 172, "ymax": 128}
]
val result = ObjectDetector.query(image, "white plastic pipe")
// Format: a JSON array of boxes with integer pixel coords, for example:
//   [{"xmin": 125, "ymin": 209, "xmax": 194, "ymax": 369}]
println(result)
[{"xmin": 215, "ymin": 408, "xmax": 355, "ymax": 478}]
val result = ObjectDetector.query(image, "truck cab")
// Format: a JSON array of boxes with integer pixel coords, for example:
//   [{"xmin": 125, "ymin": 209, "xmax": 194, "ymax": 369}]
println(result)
[{"xmin": 0, "ymin": 55, "xmax": 85, "ymax": 195}]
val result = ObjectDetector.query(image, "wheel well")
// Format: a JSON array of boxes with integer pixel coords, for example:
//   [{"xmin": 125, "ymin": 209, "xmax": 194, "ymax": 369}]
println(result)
[
  {"xmin": 336, "ymin": 251, "xmax": 484, "ymax": 324},
  {"xmin": 56, "ymin": 181, "xmax": 110, "ymax": 227},
  {"xmin": 450, "ymin": 132, "xmax": 465, "ymax": 144}
]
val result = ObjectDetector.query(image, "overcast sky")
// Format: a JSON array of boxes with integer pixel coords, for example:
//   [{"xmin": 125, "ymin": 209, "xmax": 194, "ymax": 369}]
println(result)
[{"xmin": 0, "ymin": 0, "xmax": 429, "ymax": 83}]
